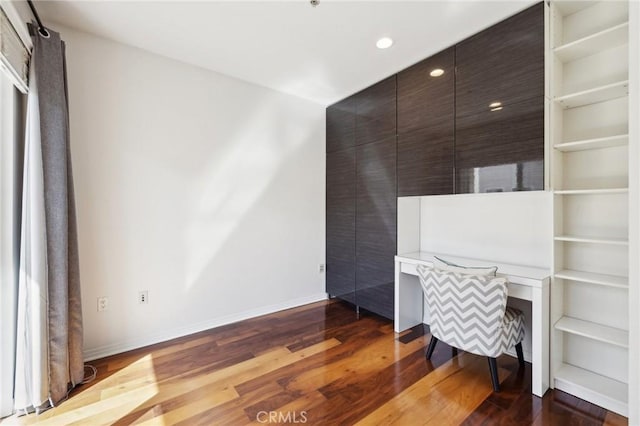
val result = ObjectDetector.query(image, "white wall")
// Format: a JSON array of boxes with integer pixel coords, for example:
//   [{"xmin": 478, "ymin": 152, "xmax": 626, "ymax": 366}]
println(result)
[
  {"xmin": 419, "ymin": 191, "xmax": 551, "ymax": 268},
  {"xmin": 56, "ymin": 26, "xmax": 326, "ymax": 360},
  {"xmin": 403, "ymin": 191, "xmax": 551, "ymax": 361}
]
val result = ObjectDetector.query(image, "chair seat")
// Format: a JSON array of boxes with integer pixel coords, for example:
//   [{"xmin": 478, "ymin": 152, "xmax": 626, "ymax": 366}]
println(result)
[{"xmin": 494, "ymin": 307, "xmax": 525, "ymax": 357}]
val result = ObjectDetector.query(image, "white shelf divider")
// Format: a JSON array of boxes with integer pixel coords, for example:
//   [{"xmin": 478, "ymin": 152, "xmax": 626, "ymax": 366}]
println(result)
[
  {"xmin": 554, "ymin": 235, "xmax": 629, "ymax": 245},
  {"xmin": 554, "ymin": 269, "xmax": 628, "ymax": 289},
  {"xmin": 554, "ymin": 22, "xmax": 629, "ymax": 62},
  {"xmin": 553, "ymin": 134, "xmax": 628, "ymax": 152},
  {"xmin": 553, "ymin": 188, "xmax": 628, "ymax": 195},
  {"xmin": 554, "ymin": 1, "xmax": 596, "ymax": 17},
  {"xmin": 555, "ymin": 80, "xmax": 629, "ymax": 109},
  {"xmin": 555, "ymin": 363, "xmax": 628, "ymax": 416},
  {"xmin": 555, "ymin": 316, "xmax": 628, "ymax": 348}
]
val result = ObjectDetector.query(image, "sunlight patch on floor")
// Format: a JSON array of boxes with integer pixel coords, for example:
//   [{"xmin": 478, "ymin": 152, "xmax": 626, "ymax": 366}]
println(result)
[{"xmin": 356, "ymin": 353, "xmax": 509, "ymax": 426}]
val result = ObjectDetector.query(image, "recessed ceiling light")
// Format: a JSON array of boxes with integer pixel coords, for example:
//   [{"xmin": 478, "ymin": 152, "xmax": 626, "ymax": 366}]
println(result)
[
  {"xmin": 430, "ymin": 69, "xmax": 445, "ymax": 77},
  {"xmin": 489, "ymin": 101, "xmax": 502, "ymax": 108},
  {"xmin": 376, "ymin": 37, "xmax": 394, "ymax": 49},
  {"xmin": 490, "ymin": 106, "xmax": 503, "ymax": 112}
]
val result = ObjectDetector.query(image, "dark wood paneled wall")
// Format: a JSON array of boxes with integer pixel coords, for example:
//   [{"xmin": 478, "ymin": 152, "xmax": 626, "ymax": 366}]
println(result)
[
  {"xmin": 326, "ymin": 2, "xmax": 544, "ymax": 317},
  {"xmin": 326, "ymin": 77, "xmax": 397, "ymax": 319},
  {"xmin": 355, "ymin": 76, "xmax": 397, "ymax": 146},
  {"xmin": 456, "ymin": 97, "xmax": 544, "ymax": 192},
  {"xmin": 455, "ymin": 2, "xmax": 545, "ymax": 193},
  {"xmin": 356, "ymin": 136, "xmax": 397, "ymax": 319},
  {"xmin": 326, "ymin": 148, "xmax": 356, "ymax": 304},
  {"xmin": 455, "ymin": 3, "xmax": 545, "ymax": 117},
  {"xmin": 397, "ymin": 47, "xmax": 455, "ymax": 196},
  {"xmin": 326, "ymin": 97, "xmax": 356, "ymax": 153}
]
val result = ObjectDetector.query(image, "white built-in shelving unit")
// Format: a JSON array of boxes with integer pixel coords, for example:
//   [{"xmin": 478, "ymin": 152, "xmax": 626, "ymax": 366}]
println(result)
[{"xmin": 549, "ymin": 0, "xmax": 631, "ymax": 416}]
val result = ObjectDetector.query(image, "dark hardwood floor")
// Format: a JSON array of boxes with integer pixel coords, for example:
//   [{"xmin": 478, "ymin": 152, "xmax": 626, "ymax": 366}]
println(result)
[{"xmin": 5, "ymin": 300, "xmax": 627, "ymax": 425}]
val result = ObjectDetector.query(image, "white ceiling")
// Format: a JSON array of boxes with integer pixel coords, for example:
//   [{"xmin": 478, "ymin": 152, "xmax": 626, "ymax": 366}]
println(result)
[{"xmin": 37, "ymin": 0, "xmax": 537, "ymax": 105}]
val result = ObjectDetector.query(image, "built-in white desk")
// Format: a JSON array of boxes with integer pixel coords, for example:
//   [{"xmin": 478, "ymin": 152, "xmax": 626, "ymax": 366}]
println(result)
[{"xmin": 395, "ymin": 251, "xmax": 550, "ymax": 397}]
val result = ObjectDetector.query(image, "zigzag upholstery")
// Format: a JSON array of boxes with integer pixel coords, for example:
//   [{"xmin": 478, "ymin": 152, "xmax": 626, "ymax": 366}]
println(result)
[{"xmin": 416, "ymin": 264, "xmax": 525, "ymax": 358}]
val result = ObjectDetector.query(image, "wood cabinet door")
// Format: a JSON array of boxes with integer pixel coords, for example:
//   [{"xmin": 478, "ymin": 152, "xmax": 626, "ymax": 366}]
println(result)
[
  {"xmin": 326, "ymin": 97, "xmax": 356, "ymax": 153},
  {"xmin": 355, "ymin": 76, "xmax": 396, "ymax": 146},
  {"xmin": 397, "ymin": 47, "xmax": 455, "ymax": 196},
  {"xmin": 456, "ymin": 3, "xmax": 544, "ymax": 118},
  {"xmin": 455, "ymin": 2, "xmax": 544, "ymax": 193},
  {"xmin": 326, "ymin": 148, "xmax": 356, "ymax": 303},
  {"xmin": 355, "ymin": 137, "xmax": 397, "ymax": 319},
  {"xmin": 456, "ymin": 96, "xmax": 544, "ymax": 193}
]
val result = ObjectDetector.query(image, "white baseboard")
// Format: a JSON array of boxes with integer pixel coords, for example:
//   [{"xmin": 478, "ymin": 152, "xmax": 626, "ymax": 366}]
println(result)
[{"xmin": 83, "ymin": 292, "xmax": 329, "ymax": 361}]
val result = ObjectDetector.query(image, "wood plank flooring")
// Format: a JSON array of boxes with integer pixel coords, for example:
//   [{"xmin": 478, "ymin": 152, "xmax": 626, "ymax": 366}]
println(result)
[{"xmin": 1, "ymin": 300, "xmax": 628, "ymax": 425}]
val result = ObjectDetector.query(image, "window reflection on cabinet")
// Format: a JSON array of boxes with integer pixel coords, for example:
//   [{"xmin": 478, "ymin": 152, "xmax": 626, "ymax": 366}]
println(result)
[
  {"xmin": 455, "ymin": 96, "xmax": 544, "ymax": 193},
  {"xmin": 457, "ymin": 160, "xmax": 544, "ymax": 193}
]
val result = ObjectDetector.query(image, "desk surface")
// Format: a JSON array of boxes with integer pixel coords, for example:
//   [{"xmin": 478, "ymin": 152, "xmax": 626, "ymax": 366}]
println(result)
[{"xmin": 396, "ymin": 251, "xmax": 550, "ymax": 286}]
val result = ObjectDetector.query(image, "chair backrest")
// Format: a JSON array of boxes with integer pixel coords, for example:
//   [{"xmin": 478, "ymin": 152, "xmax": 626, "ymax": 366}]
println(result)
[{"xmin": 416, "ymin": 264, "xmax": 508, "ymax": 357}]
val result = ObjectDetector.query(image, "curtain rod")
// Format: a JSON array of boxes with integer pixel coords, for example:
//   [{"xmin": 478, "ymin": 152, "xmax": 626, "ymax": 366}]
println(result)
[{"xmin": 26, "ymin": 0, "xmax": 49, "ymax": 37}]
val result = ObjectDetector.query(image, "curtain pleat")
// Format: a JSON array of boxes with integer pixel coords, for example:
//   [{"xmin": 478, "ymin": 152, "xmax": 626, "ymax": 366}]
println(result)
[
  {"xmin": 14, "ymin": 50, "xmax": 48, "ymax": 411},
  {"xmin": 14, "ymin": 24, "xmax": 83, "ymax": 414}
]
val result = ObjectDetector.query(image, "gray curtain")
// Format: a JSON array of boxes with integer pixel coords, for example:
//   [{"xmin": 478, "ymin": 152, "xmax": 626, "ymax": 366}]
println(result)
[{"xmin": 14, "ymin": 24, "xmax": 83, "ymax": 414}]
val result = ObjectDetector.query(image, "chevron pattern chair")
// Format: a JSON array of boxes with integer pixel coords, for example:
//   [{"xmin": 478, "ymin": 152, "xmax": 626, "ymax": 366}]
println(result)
[{"xmin": 416, "ymin": 264, "xmax": 525, "ymax": 392}]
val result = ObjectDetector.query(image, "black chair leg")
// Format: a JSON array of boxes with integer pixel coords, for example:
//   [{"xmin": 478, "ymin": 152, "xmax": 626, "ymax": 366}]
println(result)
[
  {"xmin": 451, "ymin": 347, "xmax": 458, "ymax": 357},
  {"xmin": 488, "ymin": 357, "xmax": 500, "ymax": 392},
  {"xmin": 515, "ymin": 342, "xmax": 525, "ymax": 367},
  {"xmin": 425, "ymin": 336, "xmax": 438, "ymax": 360}
]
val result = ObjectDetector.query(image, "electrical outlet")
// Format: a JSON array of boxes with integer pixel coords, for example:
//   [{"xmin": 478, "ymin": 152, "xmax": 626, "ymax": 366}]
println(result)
[
  {"xmin": 319, "ymin": 263, "xmax": 325, "ymax": 273},
  {"xmin": 139, "ymin": 290, "xmax": 149, "ymax": 304},
  {"xmin": 97, "ymin": 297, "xmax": 108, "ymax": 312}
]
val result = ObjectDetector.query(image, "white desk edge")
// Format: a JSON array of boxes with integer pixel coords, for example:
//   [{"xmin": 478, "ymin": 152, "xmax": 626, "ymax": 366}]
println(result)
[{"xmin": 395, "ymin": 251, "xmax": 550, "ymax": 287}]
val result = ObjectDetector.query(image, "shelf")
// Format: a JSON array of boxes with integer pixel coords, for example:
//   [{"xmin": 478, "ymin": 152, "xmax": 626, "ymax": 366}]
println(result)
[
  {"xmin": 554, "ymin": 235, "xmax": 628, "ymax": 245},
  {"xmin": 555, "ymin": 80, "xmax": 628, "ymax": 109},
  {"xmin": 554, "ymin": 134, "xmax": 628, "ymax": 152},
  {"xmin": 554, "ymin": 269, "xmax": 628, "ymax": 289},
  {"xmin": 553, "ymin": 188, "xmax": 628, "ymax": 195},
  {"xmin": 555, "ymin": 22, "xmax": 628, "ymax": 62},
  {"xmin": 555, "ymin": 316, "xmax": 628, "ymax": 348},
  {"xmin": 554, "ymin": 363, "xmax": 627, "ymax": 416},
  {"xmin": 554, "ymin": 1, "xmax": 596, "ymax": 17}
]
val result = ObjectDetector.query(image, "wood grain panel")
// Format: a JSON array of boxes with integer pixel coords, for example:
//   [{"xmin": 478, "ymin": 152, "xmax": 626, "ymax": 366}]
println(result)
[
  {"xmin": 326, "ymin": 96, "xmax": 356, "ymax": 153},
  {"xmin": 397, "ymin": 47, "xmax": 455, "ymax": 196},
  {"xmin": 356, "ymin": 137, "xmax": 396, "ymax": 319},
  {"xmin": 354, "ymin": 283, "xmax": 395, "ymax": 319},
  {"xmin": 11, "ymin": 300, "xmax": 623, "ymax": 425},
  {"xmin": 355, "ymin": 76, "xmax": 397, "ymax": 146},
  {"xmin": 455, "ymin": 2, "xmax": 544, "ymax": 195},
  {"xmin": 455, "ymin": 96, "xmax": 544, "ymax": 193},
  {"xmin": 398, "ymin": 128, "xmax": 454, "ymax": 196},
  {"xmin": 456, "ymin": 2, "xmax": 544, "ymax": 119},
  {"xmin": 397, "ymin": 47, "xmax": 455, "ymax": 135},
  {"xmin": 326, "ymin": 148, "xmax": 356, "ymax": 303}
]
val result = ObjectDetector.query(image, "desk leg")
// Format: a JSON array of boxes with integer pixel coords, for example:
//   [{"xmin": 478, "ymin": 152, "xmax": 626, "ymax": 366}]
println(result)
[
  {"xmin": 394, "ymin": 261, "xmax": 424, "ymax": 333},
  {"xmin": 531, "ymin": 283, "xmax": 550, "ymax": 397}
]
